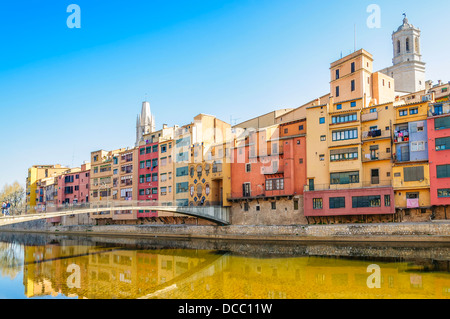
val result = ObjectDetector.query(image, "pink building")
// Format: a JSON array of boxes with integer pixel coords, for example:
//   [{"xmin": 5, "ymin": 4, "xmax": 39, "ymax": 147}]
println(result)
[
  {"xmin": 427, "ymin": 101, "xmax": 450, "ymax": 208},
  {"xmin": 57, "ymin": 163, "xmax": 91, "ymax": 205},
  {"xmin": 137, "ymin": 141, "xmax": 159, "ymax": 218}
]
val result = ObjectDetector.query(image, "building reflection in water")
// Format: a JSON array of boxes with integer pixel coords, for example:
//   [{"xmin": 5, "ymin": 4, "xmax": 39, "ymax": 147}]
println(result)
[{"xmin": 11, "ymin": 241, "xmax": 450, "ymax": 299}]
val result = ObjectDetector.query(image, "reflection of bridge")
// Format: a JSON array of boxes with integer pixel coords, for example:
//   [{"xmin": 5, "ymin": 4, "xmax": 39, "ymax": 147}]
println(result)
[
  {"xmin": 2, "ymin": 201, "xmax": 231, "ymax": 226},
  {"xmin": 138, "ymin": 253, "xmax": 230, "ymax": 299}
]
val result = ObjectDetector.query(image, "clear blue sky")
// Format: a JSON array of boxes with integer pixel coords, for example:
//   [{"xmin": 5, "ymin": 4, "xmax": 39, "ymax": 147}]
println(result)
[{"xmin": 0, "ymin": 0, "xmax": 449, "ymax": 188}]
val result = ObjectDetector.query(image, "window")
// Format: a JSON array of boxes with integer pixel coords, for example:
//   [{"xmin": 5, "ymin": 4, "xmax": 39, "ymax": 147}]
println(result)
[
  {"xmin": 139, "ymin": 189, "xmax": 145, "ymax": 196},
  {"xmin": 332, "ymin": 113, "xmax": 357, "ymax": 124},
  {"xmin": 385, "ymin": 195, "xmax": 391, "ymax": 207},
  {"xmin": 329, "ymin": 197, "xmax": 345, "ymax": 209},
  {"xmin": 351, "ymin": 101, "xmax": 357, "ymax": 107},
  {"xmin": 436, "ymin": 137, "xmax": 450, "ymax": 151},
  {"xmin": 370, "ymin": 108, "xmax": 377, "ymax": 113},
  {"xmin": 161, "ymin": 145, "xmax": 167, "ymax": 153},
  {"xmin": 146, "ymin": 147, "xmax": 152, "ymax": 154},
  {"xmin": 437, "ymin": 164, "xmax": 450, "ymax": 178},
  {"xmin": 406, "ymin": 38, "xmax": 410, "ymax": 51},
  {"xmin": 320, "ymin": 135, "xmax": 326, "ymax": 141},
  {"xmin": 265, "ymin": 179, "xmax": 284, "ymax": 191},
  {"xmin": 160, "ymin": 187, "xmax": 167, "ymax": 196},
  {"xmin": 399, "ymin": 109, "xmax": 408, "ymax": 117},
  {"xmin": 335, "ymin": 69, "xmax": 340, "ymax": 79},
  {"xmin": 245, "ymin": 163, "xmax": 251, "ymax": 172},
  {"xmin": 352, "ymin": 196, "xmax": 381, "ymax": 208},
  {"xmin": 351, "ymin": 62, "xmax": 355, "ymax": 73},
  {"xmin": 336, "ymin": 104, "xmax": 342, "ymax": 110},
  {"xmin": 299, "ymin": 125, "xmax": 304, "ymax": 131},
  {"xmin": 152, "ymin": 173, "xmax": 158, "ymax": 182},
  {"xmin": 244, "ymin": 202, "xmax": 249, "ymax": 212},
  {"xmin": 351, "ymin": 80, "xmax": 355, "ymax": 92},
  {"xmin": 438, "ymin": 189, "xmax": 450, "ymax": 198},
  {"xmin": 410, "ymin": 108, "xmax": 418, "ymax": 115},
  {"xmin": 313, "ymin": 198, "xmax": 323, "ymax": 210},
  {"xmin": 330, "ymin": 171, "xmax": 359, "ymax": 185},
  {"xmin": 271, "ymin": 202, "xmax": 276, "ymax": 210},
  {"xmin": 319, "ymin": 117, "xmax": 325, "ymax": 124},
  {"xmin": 176, "ymin": 166, "xmax": 189, "ymax": 177},
  {"xmin": 176, "ymin": 182, "xmax": 189, "ymax": 194},
  {"xmin": 294, "ymin": 200, "xmax": 299, "ymax": 210},
  {"xmin": 336, "ymin": 86, "xmax": 340, "ymax": 97},
  {"xmin": 404, "ymin": 166, "xmax": 425, "ymax": 182},
  {"xmin": 139, "ymin": 175, "xmax": 145, "ymax": 183},
  {"xmin": 411, "ymin": 141, "xmax": 425, "ymax": 152},
  {"xmin": 330, "ymin": 148, "xmax": 358, "ymax": 162},
  {"xmin": 435, "ymin": 116, "xmax": 450, "ymax": 130},
  {"xmin": 140, "ymin": 148, "xmax": 145, "ymax": 155},
  {"xmin": 332, "ymin": 128, "xmax": 358, "ymax": 141},
  {"xmin": 140, "ymin": 161, "xmax": 145, "ymax": 169}
]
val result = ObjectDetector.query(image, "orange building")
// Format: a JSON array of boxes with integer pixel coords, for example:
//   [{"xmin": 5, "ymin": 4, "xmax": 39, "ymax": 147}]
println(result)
[{"xmin": 229, "ymin": 118, "xmax": 307, "ymax": 225}]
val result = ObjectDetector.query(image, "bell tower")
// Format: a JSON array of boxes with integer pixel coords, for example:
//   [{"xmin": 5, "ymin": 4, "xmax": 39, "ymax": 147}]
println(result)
[{"xmin": 380, "ymin": 14, "xmax": 426, "ymax": 94}]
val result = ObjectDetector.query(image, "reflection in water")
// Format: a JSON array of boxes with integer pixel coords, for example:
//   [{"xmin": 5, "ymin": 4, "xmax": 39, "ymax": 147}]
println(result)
[{"xmin": 0, "ymin": 233, "xmax": 449, "ymax": 299}]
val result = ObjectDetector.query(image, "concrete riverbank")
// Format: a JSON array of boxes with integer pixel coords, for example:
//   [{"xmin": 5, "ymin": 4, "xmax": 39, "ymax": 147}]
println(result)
[{"xmin": 1, "ymin": 220, "xmax": 450, "ymax": 242}]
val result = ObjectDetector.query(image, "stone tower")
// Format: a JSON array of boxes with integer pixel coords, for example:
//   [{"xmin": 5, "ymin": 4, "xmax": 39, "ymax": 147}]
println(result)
[
  {"xmin": 136, "ymin": 101, "xmax": 156, "ymax": 146},
  {"xmin": 380, "ymin": 14, "xmax": 426, "ymax": 94}
]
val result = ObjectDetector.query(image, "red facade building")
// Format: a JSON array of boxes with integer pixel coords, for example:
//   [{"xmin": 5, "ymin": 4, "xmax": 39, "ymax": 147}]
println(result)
[
  {"xmin": 427, "ymin": 101, "xmax": 450, "ymax": 209},
  {"xmin": 57, "ymin": 163, "xmax": 91, "ymax": 205},
  {"xmin": 137, "ymin": 141, "xmax": 159, "ymax": 218}
]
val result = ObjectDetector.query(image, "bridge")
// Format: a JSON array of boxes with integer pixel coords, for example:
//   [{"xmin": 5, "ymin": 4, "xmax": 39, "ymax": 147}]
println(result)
[{"xmin": 0, "ymin": 201, "xmax": 231, "ymax": 226}]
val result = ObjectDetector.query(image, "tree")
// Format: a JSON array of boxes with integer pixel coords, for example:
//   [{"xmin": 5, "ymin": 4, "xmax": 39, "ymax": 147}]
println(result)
[{"xmin": 0, "ymin": 182, "xmax": 25, "ymax": 215}]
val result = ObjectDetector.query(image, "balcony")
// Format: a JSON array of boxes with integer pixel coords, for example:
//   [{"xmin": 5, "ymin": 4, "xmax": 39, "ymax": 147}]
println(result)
[
  {"xmin": 261, "ymin": 164, "xmax": 284, "ymax": 175},
  {"xmin": 304, "ymin": 180, "xmax": 392, "ymax": 192},
  {"xmin": 361, "ymin": 112, "xmax": 378, "ymax": 122},
  {"xmin": 362, "ymin": 151, "xmax": 392, "ymax": 163},
  {"xmin": 362, "ymin": 129, "xmax": 391, "ymax": 141}
]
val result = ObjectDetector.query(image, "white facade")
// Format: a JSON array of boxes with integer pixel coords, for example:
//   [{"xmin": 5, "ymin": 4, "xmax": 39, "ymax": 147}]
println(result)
[{"xmin": 379, "ymin": 15, "xmax": 426, "ymax": 94}]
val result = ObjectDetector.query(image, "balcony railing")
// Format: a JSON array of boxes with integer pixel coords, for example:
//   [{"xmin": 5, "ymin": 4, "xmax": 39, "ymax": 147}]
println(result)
[
  {"xmin": 261, "ymin": 165, "xmax": 284, "ymax": 175},
  {"xmin": 304, "ymin": 180, "xmax": 393, "ymax": 192},
  {"xmin": 361, "ymin": 112, "xmax": 378, "ymax": 122},
  {"xmin": 361, "ymin": 152, "xmax": 392, "ymax": 162},
  {"xmin": 362, "ymin": 129, "xmax": 391, "ymax": 140}
]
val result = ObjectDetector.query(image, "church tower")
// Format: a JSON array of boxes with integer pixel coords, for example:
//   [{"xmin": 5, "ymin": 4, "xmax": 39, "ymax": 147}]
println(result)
[
  {"xmin": 135, "ymin": 101, "xmax": 156, "ymax": 146},
  {"xmin": 380, "ymin": 14, "xmax": 426, "ymax": 94}
]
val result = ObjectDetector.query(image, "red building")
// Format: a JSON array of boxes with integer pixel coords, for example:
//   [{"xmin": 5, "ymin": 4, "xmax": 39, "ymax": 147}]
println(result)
[
  {"xmin": 229, "ymin": 119, "xmax": 307, "ymax": 224},
  {"xmin": 137, "ymin": 141, "xmax": 159, "ymax": 218},
  {"xmin": 427, "ymin": 101, "xmax": 450, "ymax": 210},
  {"xmin": 57, "ymin": 163, "xmax": 91, "ymax": 205}
]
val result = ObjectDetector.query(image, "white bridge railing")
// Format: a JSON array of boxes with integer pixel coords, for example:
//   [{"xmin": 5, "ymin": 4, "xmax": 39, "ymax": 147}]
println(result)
[{"xmin": 2, "ymin": 201, "xmax": 231, "ymax": 226}]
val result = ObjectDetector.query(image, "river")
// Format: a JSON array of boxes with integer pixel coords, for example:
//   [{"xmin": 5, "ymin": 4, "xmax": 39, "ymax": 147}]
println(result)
[{"xmin": 0, "ymin": 232, "xmax": 449, "ymax": 299}]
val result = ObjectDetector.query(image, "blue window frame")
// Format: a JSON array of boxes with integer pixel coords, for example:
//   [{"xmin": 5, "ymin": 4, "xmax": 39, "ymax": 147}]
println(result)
[
  {"xmin": 351, "ymin": 101, "xmax": 357, "ymax": 107},
  {"xmin": 319, "ymin": 117, "xmax": 325, "ymax": 124}
]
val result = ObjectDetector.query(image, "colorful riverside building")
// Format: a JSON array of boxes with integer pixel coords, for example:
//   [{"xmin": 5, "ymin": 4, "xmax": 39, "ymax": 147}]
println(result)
[
  {"xmin": 26, "ymin": 164, "xmax": 71, "ymax": 212},
  {"xmin": 428, "ymin": 96, "xmax": 450, "ymax": 219},
  {"xmin": 89, "ymin": 148, "xmax": 126, "ymax": 224},
  {"xmin": 187, "ymin": 114, "xmax": 231, "ymax": 210},
  {"xmin": 392, "ymin": 95, "xmax": 432, "ymax": 220},
  {"xmin": 228, "ymin": 117, "xmax": 307, "ymax": 225},
  {"xmin": 304, "ymin": 49, "xmax": 397, "ymax": 223},
  {"xmin": 137, "ymin": 124, "xmax": 177, "ymax": 221},
  {"xmin": 57, "ymin": 163, "xmax": 91, "ymax": 206}
]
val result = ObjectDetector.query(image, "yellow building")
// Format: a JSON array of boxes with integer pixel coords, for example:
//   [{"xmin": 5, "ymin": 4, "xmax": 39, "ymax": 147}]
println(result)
[
  {"xmin": 304, "ymin": 49, "xmax": 396, "ymax": 223},
  {"xmin": 26, "ymin": 164, "xmax": 71, "ymax": 212},
  {"xmin": 392, "ymin": 98, "xmax": 432, "ymax": 218},
  {"xmin": 89, "ymin": 148, "xmax": 126, "ymax": 223},
  {"xmin": 360, "ymin": 102, "xmax": 395, "ymax": 188}
]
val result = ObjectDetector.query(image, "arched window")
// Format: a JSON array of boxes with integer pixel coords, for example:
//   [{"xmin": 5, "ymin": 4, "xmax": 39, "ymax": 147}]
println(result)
[
  {"xmin": 197, "ymin": 165, "xmax": 202, "ymax": 178},
  {"xmin": 415, "ymin": 37, "xmax": 420, "ymax": 53},
  {"xmin": 397, "ymin": 40, "xmax": 401, "ymax": 54},
  {"xmin": 196, "ymin": 184, "xmax": 202, "ymax": 197},
  {"xmin": 406, "ymin": 38, "xmax": 410, "ymax": 52}
]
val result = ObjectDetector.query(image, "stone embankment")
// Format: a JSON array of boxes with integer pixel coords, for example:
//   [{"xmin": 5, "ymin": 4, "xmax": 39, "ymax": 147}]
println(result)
[{"xmin": 1, "ymin": 220, "xmax": 449, "ymax": 242}]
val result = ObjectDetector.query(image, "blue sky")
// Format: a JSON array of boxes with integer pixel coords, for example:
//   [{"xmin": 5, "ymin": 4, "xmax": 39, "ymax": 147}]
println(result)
[{"xmin": 0, "ymin": 0, "xmax": 449, "ymax": 188}]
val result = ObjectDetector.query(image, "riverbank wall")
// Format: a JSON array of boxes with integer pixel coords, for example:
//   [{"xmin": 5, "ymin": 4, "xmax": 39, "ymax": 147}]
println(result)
[{"xmin": 1, "ymin": 220, "xmax": 450, "ymax": 242}]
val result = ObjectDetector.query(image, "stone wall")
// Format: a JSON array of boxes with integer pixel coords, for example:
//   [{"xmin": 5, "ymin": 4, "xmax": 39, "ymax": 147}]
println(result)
[
  {"xmin": 231, "ymin": 197, "xmax": 307, "ymax": 225},
  {"xmin": 16, "ymin": 221, "xmax": 448, "ymax": 242}
]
